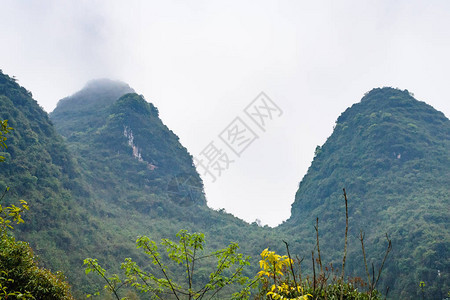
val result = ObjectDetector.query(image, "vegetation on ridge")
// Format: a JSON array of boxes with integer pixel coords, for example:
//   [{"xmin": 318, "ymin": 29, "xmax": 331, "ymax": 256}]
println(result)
[
  {"xmin": 281, "ymin": 87, "xmax": 449, "ymax": 298},
  {"xmin": 0, "ymin": 70, "xmax": 448, "ymax": 298},
  {"xmin": 84, "ymin": 190, "xmax": 388, "ymax": 299},
  {"xmin": 0, "ymin": 118, "xmax": 74, "ymax": 299}
]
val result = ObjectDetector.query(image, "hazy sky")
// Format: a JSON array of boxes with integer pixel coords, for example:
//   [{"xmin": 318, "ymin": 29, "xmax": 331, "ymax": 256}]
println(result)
[{"xmin": 1, "ymin": 1, "xmax": 449, "ymax": 226}]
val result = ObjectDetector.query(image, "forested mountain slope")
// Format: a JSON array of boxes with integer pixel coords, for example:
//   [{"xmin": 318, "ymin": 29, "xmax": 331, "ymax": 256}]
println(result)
[
  {"xmin": 49, "ymin": 78, "xmax": 281, "ymax": 296},
  {"xmin": 49, "ymin": 80, "xmax": 279, "ymax": 252},
  {"xmin": 51, "ymin": 81, "xmax": 207, "ymax": 207},
  {"xmin": 280, "ymin": 88, "xmax": 449, "ymax": 299},
  {"xmin": 0, "ymin": 70, "xmax": 98, "ymax": 296},
  {"xmin": 2, "ymin": 69, "xmax": 447, "ymax": 299},
  {"xmin": 1, "ymin": 72, "xmax": 280, "ymax": 297}
]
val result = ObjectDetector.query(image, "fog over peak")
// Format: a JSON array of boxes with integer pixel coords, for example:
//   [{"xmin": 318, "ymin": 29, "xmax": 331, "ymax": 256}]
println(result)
[
  {"xmin": 53, "ymin": 78, "xmax": 135, "ymax": 111},
  {"xmin": 83, "ymin": 78, "xmax": 133, "ymax": 91}
]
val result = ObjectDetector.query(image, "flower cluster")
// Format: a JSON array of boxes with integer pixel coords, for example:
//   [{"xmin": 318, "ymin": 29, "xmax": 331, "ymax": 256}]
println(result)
[
  {"xmin": 258, "ymin": 248, "xmax": 311, "ymax": 300},
  {"xmin": 258, "ymin": 248, "xmax": 292, "ymax": 279}
]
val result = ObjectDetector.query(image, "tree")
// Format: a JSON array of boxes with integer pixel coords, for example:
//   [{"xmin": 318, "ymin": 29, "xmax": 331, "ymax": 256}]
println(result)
[
  {"xmin": 84, "ymin": 229, "xmax": 252, "ymax": 299},
  {"xmin": 0, "ymin": 119, "xmax": 12, "ymax": 162},
  {"xmin": 0, "ymin": 120, "xmax": 74, "ymax": 299}
]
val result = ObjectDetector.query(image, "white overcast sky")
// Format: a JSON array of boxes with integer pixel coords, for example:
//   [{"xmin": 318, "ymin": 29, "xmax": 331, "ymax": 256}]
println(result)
[{"xmin": 1, "ymin": 1, "xmax": 449, "ymax": 226}]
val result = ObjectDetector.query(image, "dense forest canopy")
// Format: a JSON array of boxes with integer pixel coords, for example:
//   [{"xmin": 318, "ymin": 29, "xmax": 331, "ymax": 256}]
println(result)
[{"xmin": 282, "ymin": 87, "xmax": 449, "ymax": 299}]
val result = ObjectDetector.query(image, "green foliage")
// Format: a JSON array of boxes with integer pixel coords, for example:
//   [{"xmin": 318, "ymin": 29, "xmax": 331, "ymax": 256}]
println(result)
[
  {"xmin": 0, "ymin": 118, "xmax": 74, "ymax": 299},
  {"xmin": 84, "ymin": 229, "xmax": 252, "ymax": 299},
  {"xmin": 0, "ymin": 233, "xmax": 74, "ymax": 299},
  {"xmin": 255, "ymin": 247, "xmax": 381, "ymax": 299},
  {"xmin": 282, "ymin": 87, "xmax": 450, "ymax": 298},
  {"xmin": 0, "ymin": 70, "xmax": 95, "ymax": 296},
  {"xmin": 0, "ymin": 191, "xmax": 28, "ymax": 232},
  {"xmin": 51, "ymin": 86, "xmax": 207, "ymax": 208},
  {"xmin": 3, "ymin": 70, "xmax": 448, "ymax": 299},
  {"xmin": 48, "ymin": 78, "xmax": 282, "ymax": 295},
  {"xmin": 256, "ymin": 248, "xmax": 311, "ymax": 300},
  {"xmin": 256, "ymin": 191, "xmax": 387, "ymax": 300},
  {"xmin": 0, "ymin": 119, "xmax": 13, "ymax": 162},
  {"xmin": 83, "ymin": 190, "xmax": 390, "ymax": 300}
]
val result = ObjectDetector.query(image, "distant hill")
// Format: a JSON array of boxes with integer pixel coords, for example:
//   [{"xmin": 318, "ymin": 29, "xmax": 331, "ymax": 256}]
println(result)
[{"xmin": 280, "ymin": 87, "xmax": 449, "ymax": 299}]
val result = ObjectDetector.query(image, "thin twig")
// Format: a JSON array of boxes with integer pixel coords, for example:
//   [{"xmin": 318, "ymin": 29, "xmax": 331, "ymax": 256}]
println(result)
[
  {"xmin": 372, "ymin": 263, "xmax": 375, "ymax": 288},
  {"xmin": 143, "ymin": 242, "xmax": 181, "ymax": 300},
  {"xmin": 373, "ymin": 234, "xmax": 392, "ymax": 289},
  {"xmin": 384, "ymin": 286, "xmax": 390, "ymax": 300},
  {"xmin": 340, "ymin": 188, "xmax": 349, "ymax": 300},
  {"xmin": 312, "ymin": 251, "xmax": 316, "ymax": 291},
  {"xmin": 314, "ymin": 218, "xmax": 323, "ymax": 274},
  {"xmin": 283, "ymin": 240, "xmax": 298, "ymax": 290},
  {"xmin": 315, "ymin": 217, "xmax": 326, "ymax": 294},
  {"xmin": 196, "ymin": 252, "xmax": 232, "ymax": 299},
  {"xmin": 182, "ymin": 237, "xmax": 192, "ymax": 299},
  {"xmin": 296, "ymin": 255, "xmax": 304, "ymax": 285},
  {"xmin": 359, "ymin": 230, "xmax": 372, "ymax": 291},
  {"xmin": 190, "ymin": 245, "xmax": 197, "ymax": 295},
  {"xmin": 136, "ymin": 271, "xmax": 160, "ymax": 298},
  {"xmin": 0, "ymin": 187, "xmax": 8, "ymax": 202},
  {"xmin": 205, "ymin": 264, "xmax": 246, "ymax": 300},
  {"xmin": 89, "ymin": 261, "xmax": 121, "ymax": 300}
]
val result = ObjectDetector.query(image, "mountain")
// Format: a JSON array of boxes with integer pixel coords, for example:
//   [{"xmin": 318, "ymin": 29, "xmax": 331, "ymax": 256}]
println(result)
[
  {"xmin": 0, "ymin": 70, "xmax": 89, "ymax": 255},
  {"xmin": 51, "ymin": 81, "xmax": 207, "ymax": 207},
  {"xmin": 2, "ymin": 69, "xmax": 447, "ymax": 299},
  {"xmin": 49, "ymin": 79, "xmax": 281, "ymax": 295},
  {"xmin": 50, "ymin": 79, "xmax": 135, "ymax": 137},
  {"xmin": 0, "ymin": 72, "xmax": 281, "ymax": 297},
  {"xmin": 0, "ymin": 70, "xmax": 99, "ymax": 296},
  {"xmin": 280, "ymin": 87, "xmax": 449, "ymax": 299}
]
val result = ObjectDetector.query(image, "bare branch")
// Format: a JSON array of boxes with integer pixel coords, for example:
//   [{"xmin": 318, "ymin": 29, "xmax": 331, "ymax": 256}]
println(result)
[
  {"xmin": 340, "ymin": 188, "xmax": 349, "ymax": 300},
  {"xmin": 283, "ymin": 240, "xmax": 298, "ymax": 289}
]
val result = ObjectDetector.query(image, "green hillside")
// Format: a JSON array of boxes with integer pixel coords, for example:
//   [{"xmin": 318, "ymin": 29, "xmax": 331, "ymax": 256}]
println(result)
[
  {"xmin": 50, "ymin": 79, "xmax": 284, "ymax": 297},
  {"xmin": 0, "ymin": 73, "xmax": 279, "ymax": 297},
  {"xmin": 0, "ymin": 70, "xmax": 90, "ymax": 266},
  {"xmin": 51, "ymin": 82, "xmax": 205, "ymax": 208},
  {"xmin": 50, "ymin": 78, "xmax": 282, "ymax": 243},
  {"xmin": 1, "ymin": 69, "xmax": 448, "ymax": 299},
  {"xmin": 0, "ymin": 71, "xmax": 101, "ymax": 297},
  {"xmin": 281, "ymin": 87, "xmax": 449, "ymax": 299}
]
